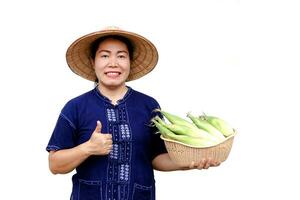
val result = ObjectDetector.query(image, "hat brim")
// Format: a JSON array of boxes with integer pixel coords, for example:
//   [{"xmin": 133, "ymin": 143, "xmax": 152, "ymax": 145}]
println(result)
[{"xmin": 66, "ymin": 29, "xmax": 159, "ymax": 82}]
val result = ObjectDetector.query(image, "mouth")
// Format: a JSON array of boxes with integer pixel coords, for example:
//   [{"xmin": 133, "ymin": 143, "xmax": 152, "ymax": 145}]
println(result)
[{"xmin": 105, "ymin": 71, "xmax": 121, "ymax": 78}]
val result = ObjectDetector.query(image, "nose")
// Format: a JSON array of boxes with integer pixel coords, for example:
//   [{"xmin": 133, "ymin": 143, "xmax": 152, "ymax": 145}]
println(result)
[{"xmin": 108, "ymin": 56, "xmax": 117, "ymax": 67}]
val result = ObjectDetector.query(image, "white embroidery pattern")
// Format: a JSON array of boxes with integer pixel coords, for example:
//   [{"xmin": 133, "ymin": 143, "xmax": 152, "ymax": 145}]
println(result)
[
  {"xmin": 107, "ymin": 108, "xmax": 117, "ymax": 122},
  {"xmin": 120, "ymin": 124, "xmax": 131, "ymax": 139},
  {"xmin": 119, "ymin": 164, "xmax": 130, "ymax": 181},
  {"xmin": 109, "ymin": 144, "xmax": 119, "ymax": 160}
]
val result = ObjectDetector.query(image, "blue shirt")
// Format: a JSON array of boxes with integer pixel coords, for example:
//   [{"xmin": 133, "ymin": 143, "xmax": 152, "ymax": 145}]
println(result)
[{"xmin": 46, "ymin": 86, "xmax": 167, "ymax": 200}]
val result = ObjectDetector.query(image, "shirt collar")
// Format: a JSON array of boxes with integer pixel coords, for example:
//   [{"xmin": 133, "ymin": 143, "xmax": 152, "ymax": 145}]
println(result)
[{"xmin": 94, "ymin": 86, "xmax": 133, "ymax": 105}]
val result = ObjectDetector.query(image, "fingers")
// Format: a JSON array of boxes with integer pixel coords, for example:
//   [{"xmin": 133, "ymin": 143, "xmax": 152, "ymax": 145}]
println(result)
[
  {"xmin": 212, "ymin": 161, "xmax": 221, "ymax": 167},
  {"xmin": 103, "ymin": 136, "xmax": 113, "ymax": 145},
  {"xmin": 197, "ymin": 159, "xmax": 206, "ymax": 169},
  {"xmin": 203, "ymin": 158, "xmax": 211, "ymax": 169},
  {"xmin": 191, "ymin": 158, "xmax": 221, "ymax": 170},
  {"xmin": 189, "ymin": 160, "xmax": 205, "ymax": 169},
  {"xmin": 189, "ymin": 161, "xmax": 196, "ymax": 169},
  {"xmin": 102, "ymin": 144, "xmax": 113, "ymax": 155},
  {"xmin": 94, "ymin": 121, "xmax": 113, "ymax": 138},
  {"xmin": 104, "ymin": 133, "xmax": 112, "ymax": 139},
  {"xmin": 95, "ymin": 120, "xmax": 102, "ymax": 133}
]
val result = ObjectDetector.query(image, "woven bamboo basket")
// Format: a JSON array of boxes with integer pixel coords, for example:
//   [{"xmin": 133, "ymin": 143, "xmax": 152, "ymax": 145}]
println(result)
[{"xmin": 161, "ymin": 132, "xmax": 236, "ymax": 167}]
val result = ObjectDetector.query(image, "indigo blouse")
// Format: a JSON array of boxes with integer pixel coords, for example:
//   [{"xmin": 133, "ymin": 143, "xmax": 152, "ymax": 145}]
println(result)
[{"xmin": 46, "ymin": 86, "xmax": 167, "ymax": 200}]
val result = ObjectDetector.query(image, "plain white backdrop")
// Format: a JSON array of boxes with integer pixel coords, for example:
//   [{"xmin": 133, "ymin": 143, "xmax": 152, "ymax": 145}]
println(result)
[{"xmin": 1, "ymin": 0, "xmax": 299, "ymax": 199}]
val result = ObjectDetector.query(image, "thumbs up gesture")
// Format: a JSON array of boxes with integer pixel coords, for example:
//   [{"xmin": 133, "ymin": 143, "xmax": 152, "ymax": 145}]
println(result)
[{"xmin": 87, "ymin": 121, "xmax": 113, "ymax": 155}]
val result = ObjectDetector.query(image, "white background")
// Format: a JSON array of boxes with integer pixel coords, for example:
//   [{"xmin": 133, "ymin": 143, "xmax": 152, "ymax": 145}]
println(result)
[{"xmin": 0, "ymin": 0, "xmax": 299, "ymax": 199}]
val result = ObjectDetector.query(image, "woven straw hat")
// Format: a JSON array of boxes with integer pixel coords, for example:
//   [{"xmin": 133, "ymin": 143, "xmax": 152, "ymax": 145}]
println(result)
[{"xmin": 66, "ymin": 26, "xmax": 159, "ymax": 82}]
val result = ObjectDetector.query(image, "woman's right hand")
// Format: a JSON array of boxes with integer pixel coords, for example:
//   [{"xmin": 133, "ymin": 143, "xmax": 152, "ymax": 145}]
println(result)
[
  {"xmin": 86, "ymin": 121, "xmax": 113, "ymax": 155},
  {"xmin": 48, "ymin": 121, "xmax": 112, "ymax": 174}
]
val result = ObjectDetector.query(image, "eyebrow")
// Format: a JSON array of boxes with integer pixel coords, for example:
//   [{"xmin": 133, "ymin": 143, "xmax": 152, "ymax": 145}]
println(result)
[{"xmin": 98, "ymin": 50, "xmax": 129, "ymax": 54}]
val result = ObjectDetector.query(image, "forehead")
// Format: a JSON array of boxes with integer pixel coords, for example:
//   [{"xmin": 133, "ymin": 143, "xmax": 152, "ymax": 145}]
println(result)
[{"xmin": 98, "ymin": 38, "xmax": 128, "ymax": 51}]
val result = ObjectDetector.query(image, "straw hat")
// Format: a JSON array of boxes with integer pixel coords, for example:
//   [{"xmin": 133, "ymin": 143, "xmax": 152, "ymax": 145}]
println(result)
[{"xmin": 66, "ymin": 26, "xmax": 159, "ymax": 82}]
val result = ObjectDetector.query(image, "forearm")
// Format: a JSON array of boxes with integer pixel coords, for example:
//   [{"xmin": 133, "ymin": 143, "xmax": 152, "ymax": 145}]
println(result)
[
  {"xmin": 152, "ymin": 153, "xmax": 189, "ymax": 171},
  {"xmin": 48, "ymin": 142, "xmax": 91, "ymax": 174}
]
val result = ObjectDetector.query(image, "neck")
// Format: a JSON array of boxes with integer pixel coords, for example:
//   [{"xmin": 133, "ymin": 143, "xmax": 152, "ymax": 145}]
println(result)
[{"xmin": 97, "ymin": 83, "xmax": 128, "ymax": 105}]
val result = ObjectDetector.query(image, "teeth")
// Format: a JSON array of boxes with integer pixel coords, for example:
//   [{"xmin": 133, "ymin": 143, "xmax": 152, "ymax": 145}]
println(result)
[{"xmin": 106, "ymin": 72, "xmax": 120, "ymax": 77}]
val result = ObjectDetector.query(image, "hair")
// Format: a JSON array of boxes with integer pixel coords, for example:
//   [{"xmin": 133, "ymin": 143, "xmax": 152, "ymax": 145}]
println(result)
[{"xmin": 90, "ymin": 35, "xmax": 134, "ymax": 84}]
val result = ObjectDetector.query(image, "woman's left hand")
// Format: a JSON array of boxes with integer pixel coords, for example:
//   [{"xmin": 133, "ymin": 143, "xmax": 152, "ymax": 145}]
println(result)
[{"xmin": 188, "ymin": 158, "xmax": 221, "ymax": 170}]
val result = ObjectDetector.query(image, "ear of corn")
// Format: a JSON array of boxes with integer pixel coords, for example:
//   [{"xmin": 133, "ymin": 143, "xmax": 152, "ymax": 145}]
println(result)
[
  {"xmin": 154, "ymin": 109, "xmax": 196, "ymax": 129},
  {"xmin": 152, "ymin": 110, "xmax": 235, "ymax": 148},
  {"xmin": 154, "ymin": 114, "xmax": 221, "ymax": 143},
  {"xmin": 151, "ymin": 118, "xmax": 216, "ymax": 147},
  {"xmin": 200, "ymin": 115, "xmax": 235, "ymax": 137},
  {"xmin": 151, "ymin": 117, "xmax": 172, "ymax": 139},
  {"xmin": 154, "ymin": 116, "xmax": 197, "ymax": 137},
  {"xmin": 187, "ymin": 112, "xmax": 225, "ymax": 140}
]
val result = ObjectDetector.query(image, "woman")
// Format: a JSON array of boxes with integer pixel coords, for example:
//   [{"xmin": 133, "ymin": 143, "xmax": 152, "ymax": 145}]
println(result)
[{"xmin": 46, "ymin": 27, "xmax": 220, "ymax": 200}]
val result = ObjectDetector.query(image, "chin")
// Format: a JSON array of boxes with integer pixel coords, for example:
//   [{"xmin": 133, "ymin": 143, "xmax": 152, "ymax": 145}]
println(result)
[{"xmin": 102, "ymin": 80, "xmax": 125, "ymax": 87}]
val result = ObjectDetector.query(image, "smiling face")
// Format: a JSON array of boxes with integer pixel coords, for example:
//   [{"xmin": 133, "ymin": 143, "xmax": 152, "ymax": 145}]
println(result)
[{"xmin": 92, "ymin": 38, "xmax": 131, "ymax": 89}]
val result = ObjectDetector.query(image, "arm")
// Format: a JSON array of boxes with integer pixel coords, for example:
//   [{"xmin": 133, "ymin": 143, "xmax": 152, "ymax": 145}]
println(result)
[
  {"xmin": 152, "ymin": 153, "xmax": 187, "ymax": 171},
  {"xmin": 49, "ymin": 142, "xmax": 90, "ymax": 174},
  {"xmin": 48, "ymin": 121, "xmax": 112, "ymax": 174},
  {"xmin": 152, "ymin": 153, "xmax": 221, "ymax": 171}
]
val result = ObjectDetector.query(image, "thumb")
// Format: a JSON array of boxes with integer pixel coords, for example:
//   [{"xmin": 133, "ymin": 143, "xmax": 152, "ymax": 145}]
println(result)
[{"xmin": 94, "ymin": 120, "xmax": 102, "ymax": 133}]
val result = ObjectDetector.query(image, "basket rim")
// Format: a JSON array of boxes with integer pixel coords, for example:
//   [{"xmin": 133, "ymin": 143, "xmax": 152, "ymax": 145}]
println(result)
[{"xmin": 160, "ymin": 130, "xmax": 237, "ymax": 149}]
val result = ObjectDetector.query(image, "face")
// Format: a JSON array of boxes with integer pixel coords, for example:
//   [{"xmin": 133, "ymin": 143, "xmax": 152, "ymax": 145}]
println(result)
[{"xmin": 92, "ymin": 38, "xmax": 130, "ymax": 89}]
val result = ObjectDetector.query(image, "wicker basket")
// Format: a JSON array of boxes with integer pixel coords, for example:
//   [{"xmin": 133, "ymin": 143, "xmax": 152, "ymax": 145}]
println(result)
[{"xmin": 161, "ymin": 133, "xmax": 236, "ymax": 167}]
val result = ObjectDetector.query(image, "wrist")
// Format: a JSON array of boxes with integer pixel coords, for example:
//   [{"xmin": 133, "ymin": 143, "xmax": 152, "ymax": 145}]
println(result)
[{"xmin": 78, "ymin": 141, "xmax": 93, "ymax": 157}]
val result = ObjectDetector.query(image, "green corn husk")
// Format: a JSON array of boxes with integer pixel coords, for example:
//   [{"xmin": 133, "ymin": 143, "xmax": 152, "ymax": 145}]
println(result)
[
  {"xmin": 154, "ymin": 115, "xmax": 221, "ymax": 143},
  {"xmin": 154, "ymin": 109, "xmax": 196, "ymax": 129},
  {"xmin": 151, "ymin": 118, "xmax": 216, "ymax": 147},
  {"xmin": 187, "ymin": 112, "xmax": 225, "ymax": 140},
  {"xmin": 200, "ymin": 114, "xmax": 235, "ymax": 137}
]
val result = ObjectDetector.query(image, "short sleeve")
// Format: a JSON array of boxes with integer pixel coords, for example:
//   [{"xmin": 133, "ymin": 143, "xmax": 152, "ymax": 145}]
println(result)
[
  {"xmin": 150, "ymin": 127, "xmax": 168, "ymax": 160},
  {"xmin": 149, "ymin": 101, "xmax": 168, "ymax": 160},
  {"xmin": 46, "ymin": 99, "xmax": 78, "ymax": 152}
]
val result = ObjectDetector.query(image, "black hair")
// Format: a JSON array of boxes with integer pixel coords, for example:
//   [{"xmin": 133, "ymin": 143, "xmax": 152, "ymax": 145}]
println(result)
[{"xmin": 90, "ymin": 35, "xmax": 134, "ymax": 60}]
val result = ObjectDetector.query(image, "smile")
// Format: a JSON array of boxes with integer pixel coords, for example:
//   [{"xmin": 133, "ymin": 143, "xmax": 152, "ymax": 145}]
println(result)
[{"xmin": 105, "ymin": 71, "xmax": 121, "ymax": 78}]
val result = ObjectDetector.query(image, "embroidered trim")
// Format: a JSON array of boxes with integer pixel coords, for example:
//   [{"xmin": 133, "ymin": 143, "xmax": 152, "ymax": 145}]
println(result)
[
  {"xmin": 109, "ymin": 144, "xmax": 119, "ymax": 160},
  {"xmin": 105, "ymin": 104, "xmax": 132, "ymax": 200},
  {"xmin": 107, "ymin": 108, "xmax": 117, "ymax": 122},
  {"xmin": 119, "ymin": 164, "xmax": 130, "ymax": 181},
  {"xmin": 120, "ymin": 124, "xmax": 131, "ymax": 140}
]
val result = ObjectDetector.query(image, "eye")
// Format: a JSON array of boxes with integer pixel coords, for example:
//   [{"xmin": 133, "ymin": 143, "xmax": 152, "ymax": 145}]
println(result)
[
  {"xmin": 118, "ymin": 54, "xmax": 128, "ymax": 59},
  {"xmin": 100, "ymin": 54, "xmax": 109, "ymax": 58}
]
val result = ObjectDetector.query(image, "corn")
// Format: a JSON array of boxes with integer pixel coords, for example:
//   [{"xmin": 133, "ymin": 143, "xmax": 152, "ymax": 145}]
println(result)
[
  {"xmin": 155, "ymin": 116, "xmax": 202, "ymax": 137},
  {"xmin": 153, "ymin": 109, "xmax": 223, "ymax": 142},
  {"xmin": 187, "ymin": 112, "xmax": 225, "ymax": 140},
  {"xmin": 200, "ymin": 114, "xmax": 235, "ymax": 137},
  {"xmin": 152, "ymin": 109, "xmax": 236, "ymax": 152},
  {"xmin": 154, "ymin": 109, "xmax": 196, "ymax": 129},
  {"xmin": 151, "ymin": 118, "xmax": 215, "ymax": 147}
]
